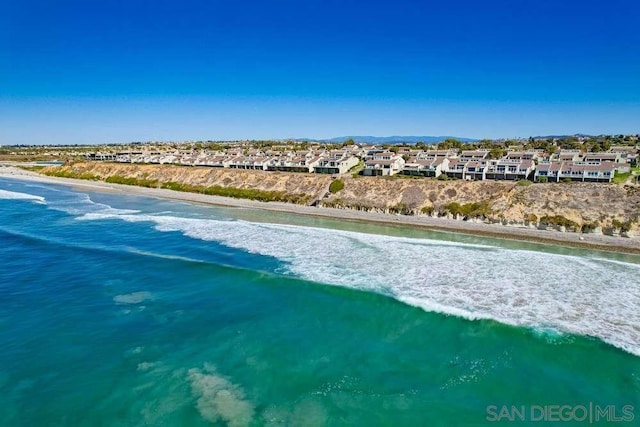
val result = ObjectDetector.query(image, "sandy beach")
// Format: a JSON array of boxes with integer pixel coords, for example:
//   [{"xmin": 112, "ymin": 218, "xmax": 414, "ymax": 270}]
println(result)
[{"xmin": 1, "ymin": 166, "xmax": 639, "ymax": 255}]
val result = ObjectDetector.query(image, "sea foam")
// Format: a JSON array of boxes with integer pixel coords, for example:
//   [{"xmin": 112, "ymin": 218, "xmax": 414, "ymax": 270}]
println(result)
[
  {"xmin": 80, "ymin": 212, "xmax": 640, "ymax": 356},
  {"xmin": 0, "ymin": 189, "xmax": 45, "ymax": 202}
]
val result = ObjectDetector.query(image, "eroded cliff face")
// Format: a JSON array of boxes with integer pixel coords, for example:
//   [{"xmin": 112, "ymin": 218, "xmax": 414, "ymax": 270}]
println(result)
[
  {"xmin": 46, "ymin": 163, "xmax": 640, "ymax": 235},
  {"xmin": 49, "ymin": 162, "xmax": 333, "ymax": 202},
  {"xmin": 323, "ymin": 176, "xmax": 640, "ymax": 234}
]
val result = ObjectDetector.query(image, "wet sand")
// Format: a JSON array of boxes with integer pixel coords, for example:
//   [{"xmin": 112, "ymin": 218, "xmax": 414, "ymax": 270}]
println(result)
[{"xmin": 1, "ymin": 166, "xmax": 639, "ymax": 255}]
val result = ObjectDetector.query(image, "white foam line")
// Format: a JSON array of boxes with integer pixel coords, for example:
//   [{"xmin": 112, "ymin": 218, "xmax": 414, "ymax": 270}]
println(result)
[
  {"xmin": 32, "ymin": 189, "xmax": 142, "ymax": 216},
  {"xmin": 125, "ymin": 248, "xmax": 207, "ymax": 264},
  {"xmin": 0, "ymin": 189, "xmax": 45, "ymax": 202},
  {"xmin": 79, "ymin": 211, "xmax": 640, "ymax": 357}
]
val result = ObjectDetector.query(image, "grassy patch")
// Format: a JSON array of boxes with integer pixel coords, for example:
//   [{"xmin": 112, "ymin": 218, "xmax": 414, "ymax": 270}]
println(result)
[
  {"xmin": 329, "ymin": 179, "xmax": 345, "ymax": 194},
  {"xmin": 160, "ymin": 181, "xmax": 310, "ymax": 204},
  {"xmin": 348, "ymin": 160, "xmax": 364, "ymax": 177},
  {"xmin": 105, "ymin": 175, "xmax": 159, "ymax": 188},
  {"xmin": 612, "ymin": 172, "xmax": 630, "ymax": 184},
  {"xmin": 18, "ymin": 165, "xmax": 46, "ymax": 171},
  {"xmin": 42, "ymin": 169, "xmax": 101, "ymax": 181}
]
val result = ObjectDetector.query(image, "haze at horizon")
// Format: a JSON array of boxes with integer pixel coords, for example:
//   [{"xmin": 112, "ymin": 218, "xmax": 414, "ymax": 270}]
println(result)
[{"xmin": 2, "ymin": 0, "xmax": 639, "ymax": 144}]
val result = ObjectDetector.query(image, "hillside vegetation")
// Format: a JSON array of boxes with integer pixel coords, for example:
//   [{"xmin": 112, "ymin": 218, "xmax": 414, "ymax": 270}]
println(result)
[
  {"xmin": 41, "ymin": 162, "xmax": 640, "ymax": 236},
  {"xmin": 42, "ymin": 162, "xmax": 332, "ymax": 205}
]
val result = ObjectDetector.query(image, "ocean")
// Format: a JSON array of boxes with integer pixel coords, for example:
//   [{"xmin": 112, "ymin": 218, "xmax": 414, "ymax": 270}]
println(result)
[{"xmin": 1, "ymin": 178, "xmax": 639, "ymax": 426}]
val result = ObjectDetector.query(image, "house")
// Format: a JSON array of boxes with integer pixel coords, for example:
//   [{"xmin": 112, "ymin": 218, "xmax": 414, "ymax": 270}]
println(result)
[
  {"xmin": 556, "ymin": 161, "xmax": 615, "ymax": 182},
  {"xmin": 583, "ymin": 153, "xmax": 621, "ymax": 163},
  {"xmin": 416, "ymin": 149, "xmax": 454, "ymax": 160},
  {"xmin": 362, "ymin": 145, "xmax": 385, "ymax": 157},
  {"xmin": 266, "ymin": 156, "xmax": 320, "ymax": 173},
  {"xmin": 366, "ymin": 151, "xmax": 398, "ymax": 161},
  {"xmin": 314, "ymin": 156, "xmax": 359, "ymax": 174},
  {"xmin": 197, "ymin": 155, "xmax": 228, "ymax": 168},
  {"xmin": 458, "ymin": 150, "xmax": 489, "ymax": 161},
  {"xmin": 158, "ymin": 154, "xmax": 179, "ymax": 164},
  {"xmin": 401, "ymin": 157, "xmax": 449, "ymax": 177},
  {"xmin": 464, "ymin": 161, "xmax": 488, "ymax": 181},
  {"xmin": 554, "ymin": 150, "xmax": 582, "ymax": 162},
  {"xmin": 611, "ymin": 146, "xmax": 639, "ymax": 165},
  {"xmin": 363, "ymin": 155, "xmax": 405, "ymax": 176},
  {"xmin": 444, "ymin": 159, "xmax": 487, "ymax": 180},
  {"xmin": 535, "ymin": 161, "xmax": 564, "ymax": 182},
  {"xmin": 485, "ymin": 160, "xmax": 535, "ymax": 181},
  {"xmin": 445, "ymin": 158, "xmax": 465, "ymax": 179},
  {"xmin": 504, "ymin": 151, "xmax": 540, "ymax": 161}
]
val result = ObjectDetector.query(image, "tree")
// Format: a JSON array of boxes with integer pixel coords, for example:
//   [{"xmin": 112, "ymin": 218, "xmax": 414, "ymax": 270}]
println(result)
[
  {"xmin": 488, "ymin": 148, "xmax": 506, "ymax": 159},
  {"xmin": 478, "ymin": 139, "xmax": 495, "ymax": 149},
  {"xmin": 342, "ymin": 138, "xmax": 355, "ymax": 146},
  {"xmin": 438, "ymin": 138, "xmax": 462, "ymax": 150}
]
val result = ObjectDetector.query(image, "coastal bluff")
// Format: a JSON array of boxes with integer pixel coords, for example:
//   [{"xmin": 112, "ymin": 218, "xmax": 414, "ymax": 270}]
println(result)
[{"xmin": 43, "ymin": 162, "xmax": 640, "ymax": 236}]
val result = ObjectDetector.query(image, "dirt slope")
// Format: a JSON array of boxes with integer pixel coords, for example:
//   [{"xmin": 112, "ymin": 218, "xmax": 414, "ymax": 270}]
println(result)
[{"xmin": 46, "ymin": 163, "xmax": 640, "ymax": 235}]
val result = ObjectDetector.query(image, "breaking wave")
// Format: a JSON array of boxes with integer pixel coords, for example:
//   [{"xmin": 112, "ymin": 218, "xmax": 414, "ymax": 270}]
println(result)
[
  {"xmin": 77, "ymin": 211, "xmax": 640, "ymax": 357},
  {"xmin": 0, "ymin": 189, "xmax": 45, "ymax": 202}
]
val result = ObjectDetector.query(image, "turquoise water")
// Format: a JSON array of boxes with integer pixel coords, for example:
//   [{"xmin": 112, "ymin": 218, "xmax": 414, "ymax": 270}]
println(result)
[{"xmin": 0, "ymin": 179, "xmax": 639, "ymax": 426}]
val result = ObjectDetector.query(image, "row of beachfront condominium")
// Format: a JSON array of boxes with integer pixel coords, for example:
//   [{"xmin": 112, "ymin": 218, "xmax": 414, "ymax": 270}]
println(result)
[{"xmin": 85, "ymin": 145, "xmax": 638, "ymax": 183}]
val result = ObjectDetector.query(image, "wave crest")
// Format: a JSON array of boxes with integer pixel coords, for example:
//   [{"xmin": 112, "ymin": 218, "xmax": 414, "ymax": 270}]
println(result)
[{"xmin": 80, "ymin": 211, "xmax": 640, "ymax": 356}]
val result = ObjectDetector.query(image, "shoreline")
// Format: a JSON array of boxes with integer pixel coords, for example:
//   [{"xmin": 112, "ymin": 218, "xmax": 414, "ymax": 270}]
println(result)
[{"xmin": 1, "ymin": 166, "xmax": 639, "ymax": 255}]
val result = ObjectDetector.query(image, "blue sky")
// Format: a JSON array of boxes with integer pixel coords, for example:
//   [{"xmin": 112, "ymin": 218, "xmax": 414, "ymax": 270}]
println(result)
[{"xmin": 1, "ymin": 0, "xmax": 639, "ymax": 144}]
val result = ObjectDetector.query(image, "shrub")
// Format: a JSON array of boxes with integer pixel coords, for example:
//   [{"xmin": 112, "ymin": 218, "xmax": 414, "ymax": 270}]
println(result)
[
  {"xmin": 444, "ymin": 202, "xmax": 462, "ymax": 215},
  {"xmin": 160, "ymin": 181, "xmax": 309, "ymax": 204},
  {"xmin": 539, "ymin": 215, "xmax": 579, "ymax": 231},
  {"xmin": 612, "ymin": 219, "xmax": 623, "ymax": 229},
  {"xmin": 389, "ymin": 202, "xmax": 409, "ymax": 214},
  {"xmin": 581, "ymin": 222, "xmax": 598, "ymax": 233},
  {"xmin": 105, "ymin": 175, "xmax": 158, "ymax": 188},
  {"xmin": 329, "ymin": 179, "xmax": 345, "ymax": 194},
  {"xmin": 445, "ymin": 201, "xmax": 491, "ymax": 218},
  {"xmin": 537, "ymin": 176, "xmax": 548, "ymax": 183},
  {"xmin": 42, "ymin": 169, "xmax": 100, "ymax": 181},
  {"xmin": 20, "ymin": 165, "xmax": 45, "ymax": 171},
  {"xmin": 517, "ymin": 179, "xmax": 532, "ymax": 187},
  {"xmin": 420, "ymin": 206, "xmax": 434, "ymax": 215},
  {"xmin": 437, "ymin": 174, "xmax": 449, "ymax": 181},
  {"xmin": 524, "ymin": 213, "xmax": 538, "ymax": 223}
]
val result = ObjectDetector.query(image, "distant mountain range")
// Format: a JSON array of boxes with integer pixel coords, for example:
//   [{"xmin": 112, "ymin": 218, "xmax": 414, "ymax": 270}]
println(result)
[{"xmin": 295, "ymin": 136, "xmax": 478, "ymax": 144}]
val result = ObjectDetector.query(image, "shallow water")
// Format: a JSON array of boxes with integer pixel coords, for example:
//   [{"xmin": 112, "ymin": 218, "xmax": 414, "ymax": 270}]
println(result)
[{"xmin": 1, "ymin": 178, "xmax": 639, "ymax": 425}]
